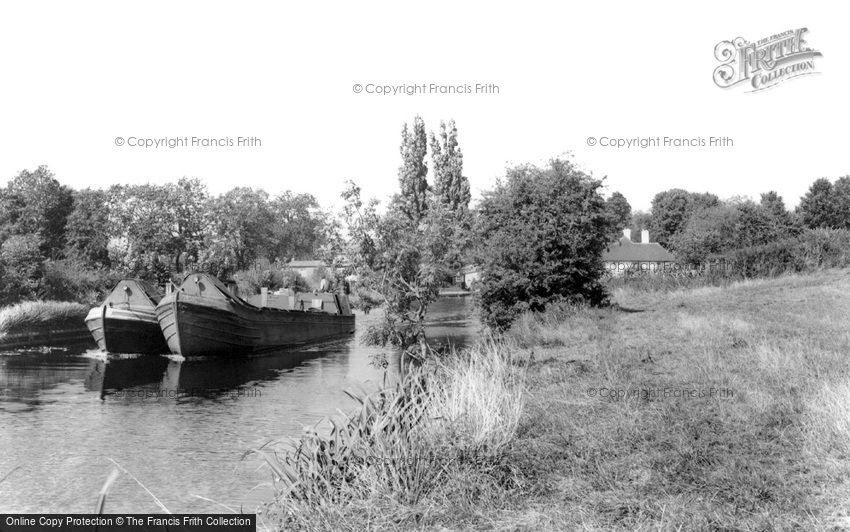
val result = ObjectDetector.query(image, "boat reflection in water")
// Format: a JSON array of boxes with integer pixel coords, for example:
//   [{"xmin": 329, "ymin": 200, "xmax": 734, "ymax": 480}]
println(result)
[
  {"xmin": 84, "ymin": 354, "xmax": 171, "ymax": 400},
  {"xmin": 87, "ymin": 338, "xmax": 360, "ymax": 402}
]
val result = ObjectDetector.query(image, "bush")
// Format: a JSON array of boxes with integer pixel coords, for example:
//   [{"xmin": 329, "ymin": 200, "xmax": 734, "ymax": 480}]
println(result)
[
  {"xmin": 475, "ymin": 158, "xmax": 613, "ymax": 331},
  {"xmin": 41, "ymin": 259, "xmax": 121, "ymax": 305},
  {"xmin": 728, "ymin": 228, "xmax": 850, "ymax": 277},
  {"xmin": 0, "ymin": 234, "xmax": 45, "ymax": 304},
  {"xmin": 348, "ymin": 286, "xmax": 382, "ymax": 313}
]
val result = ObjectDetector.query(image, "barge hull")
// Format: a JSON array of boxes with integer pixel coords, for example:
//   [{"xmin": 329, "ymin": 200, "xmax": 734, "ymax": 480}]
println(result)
[
  {"xmin": 155, "ymin": 274, "xmax": 355, "ymax": 357},
  {"xmin": 85, "ymin": 306, "xmax": 170, "ymax": 355},
  {"xmin": 85, "ymin": 279, "xmax": 170, "ymax": 354}
]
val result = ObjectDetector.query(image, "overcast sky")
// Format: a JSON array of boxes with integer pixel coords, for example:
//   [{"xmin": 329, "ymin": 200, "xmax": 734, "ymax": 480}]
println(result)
[{"xmin": 0, "ymin": 1, "xmax": 844, "ymax": 212}]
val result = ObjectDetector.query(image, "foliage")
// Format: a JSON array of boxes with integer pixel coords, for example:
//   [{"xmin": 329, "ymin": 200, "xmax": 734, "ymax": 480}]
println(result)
[
  {"xmin": 341, "ymin": 117, "xmax": 473, "ymax": 354},
  {"xmin": 797, "ymin": 176, "xmax": 850, "ymax": 230},
  {"xmin": 430, "ymin": 119, "xmax": 470, "ymax": 210},
  {"xmin": 41, "ymin": 259, "xmax": 121, "ymax": 305},
  {"xmin": 649, "ymin": 189, "xmax": 719, "ymax": 248},
  {"xmin": 197, "ymin": 188, "xmax": 330, "ymax": 279},
  {"xmin": 605, "ymin": 191, "xmax": 632, "ymax": 235},
  {"xmin": 396, "ymin": 115, "xmax": 429, "ymax": 224},
  {"xmin": 0, "ymin": 234, "xmax": 44, "ymax": 303},
  {"xmin": 105, "ymin": 178, "xmax": 209, "ymax": 282},
  {"xmin": 1, "ymin": 234, "xmax": 43, "ymax": 278},
  {"xmin": 668, "ymin": 192, "xmax": 798, "ymax": 264},
  {"xmin": 728, "ymin": 228, "xmax": 850, "ymax": 277},
  {"xmin": 475, "ymin": 158, "xmax": 613, "ymax": 331},
  {"xmin": 202, "ymin": 187, "xmax": 273, "ymax": 275},
  {"xmin": 65, "ymin": 188, "xmax": 111, "ymax": 266},
  {"xmin": 351, "ymin": 201, "xmax": 447, "ymax": 352},
  {"xmin": 670, "ymin": 204, "xmax": 740, "ymax": 264},
  {"xmin": 760, "ymin": 190, "xmax": 796, "ymax": 230},
  {"xmin": 268, "ymin": 192, "xmax": 328, "ymax": 261},
  {"xmin": 0, "ymin": 165, "xmax": 74, "ymax": 258},
  {"xmin": 629, "ymin": 210, "xmax": 652, "ymax": 242}
]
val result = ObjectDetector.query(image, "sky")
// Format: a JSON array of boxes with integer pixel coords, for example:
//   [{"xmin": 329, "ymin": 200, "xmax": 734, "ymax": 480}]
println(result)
[{"xmin": 0, "ymin": 1, "xmax": 845, "ymax": 212}]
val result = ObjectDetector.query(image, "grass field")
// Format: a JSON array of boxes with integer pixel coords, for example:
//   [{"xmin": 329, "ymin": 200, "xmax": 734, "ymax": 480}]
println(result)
[
  {"xmin": 262, "ymin": 268, "xmax": 850, "ymax": 530},
  {"xmin": 505, "ymin": 268, "xmax": 850, "ymax": 530}
]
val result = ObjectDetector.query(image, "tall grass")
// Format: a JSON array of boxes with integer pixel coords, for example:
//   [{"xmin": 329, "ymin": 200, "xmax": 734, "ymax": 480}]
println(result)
[
  {"xmin": 251, "ymin": 340, "xmax": 526, "ymax": 530},
  {"xmin": 805, "ymin": 381, "xmax": 850, "ymax": 458},
  {"xmin": 507, "ymin": 302, "xmax": 603, "ymax": 348},
  {"xmin": 0, "ymin": 300, "xmax": 87, "ymax": 335},
  {"xmin": 426, "ymin": 342, "xmax": 525, "ymax": 453}
]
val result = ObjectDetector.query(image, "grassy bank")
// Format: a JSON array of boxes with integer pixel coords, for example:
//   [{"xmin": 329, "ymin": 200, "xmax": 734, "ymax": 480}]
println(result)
[
  {"xmin": 0, "ymin": 300, "xmax": 88, "ymax": 337},
  {"xmin": 510, "ymin": 269, "xmax": 850, "ymax": 530},
  {"xmin": 258, "ymin": 269, "xmax": 850, "ymax": 530}
]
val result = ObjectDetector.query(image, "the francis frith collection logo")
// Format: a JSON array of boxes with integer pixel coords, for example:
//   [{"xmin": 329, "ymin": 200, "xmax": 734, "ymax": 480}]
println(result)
[{"xmin": 713, "ymin": 28, "xmax": 822, "ymax": 92}]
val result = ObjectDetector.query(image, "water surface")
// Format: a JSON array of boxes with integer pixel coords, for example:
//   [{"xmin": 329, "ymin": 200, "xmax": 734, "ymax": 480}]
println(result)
[{"xmin": 0, "ymin": 297, "xmax": 477, "ymax": 513}]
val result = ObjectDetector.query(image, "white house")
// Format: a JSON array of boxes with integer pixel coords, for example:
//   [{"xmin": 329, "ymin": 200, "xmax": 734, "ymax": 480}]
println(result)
[{"xmin": 602, "ymin": 229, "xmax": 676, "ymax": 276}]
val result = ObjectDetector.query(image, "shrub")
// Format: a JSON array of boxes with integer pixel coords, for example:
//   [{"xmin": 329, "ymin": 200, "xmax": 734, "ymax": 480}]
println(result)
[
  {"xmin": 728, "ymin": 228, "xmax": 850, "ymax": 278},
  {"xmin": 41, "ymin": 259, "xmax": 120, "ymax": 305},
  {"xmin": 475, "ymin": 158, "xmax": 613, "ymax": 331},
  {"xmin": 349, "ymin": 286, "xmax": 382, "ymax": 313},
  {"xmin": 0, "ymin": 234, "xmax": 45, "ymax": 304},
  {"xmin": 796, "ymin": 228, "xmax": 850, "ymax": 269}
]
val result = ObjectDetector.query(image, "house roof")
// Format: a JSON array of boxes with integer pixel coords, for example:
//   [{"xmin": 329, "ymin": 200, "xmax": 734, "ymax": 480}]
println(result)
[{"xmin": 602, "ymin": 237, "xmax": 675, "ymax": 262}]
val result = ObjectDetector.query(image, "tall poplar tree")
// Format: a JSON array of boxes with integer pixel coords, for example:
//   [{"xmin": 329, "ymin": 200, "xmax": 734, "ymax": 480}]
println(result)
[
  {"xmin": 430, "ymin": 119, "xmax": 470, "ymax": 211},
  {"xmin": 397, "ymin": 115, "xmax": 429, "ymax": 224}
]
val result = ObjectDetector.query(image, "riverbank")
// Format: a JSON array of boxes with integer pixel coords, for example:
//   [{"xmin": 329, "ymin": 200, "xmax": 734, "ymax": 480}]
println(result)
[
  {"xmin": 259, "ymin": 268, "xmax": 850, "ymax": 530},
  {"xmin": 0, "ymin": 300, "xmax": 91, "ymax": 349}
]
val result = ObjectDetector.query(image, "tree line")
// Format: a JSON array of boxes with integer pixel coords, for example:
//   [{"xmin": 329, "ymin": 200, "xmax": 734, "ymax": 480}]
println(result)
[
  {"xmin": 0, "ymin": 166, "xmax": 329, "ymax": 304},
  {"xmin": 3, "ymin": 124, "xmax": 846, "ymax": 342},
  {"xmin": 621, "ymin": 176, "xmax": 850, "ymax": 265}
]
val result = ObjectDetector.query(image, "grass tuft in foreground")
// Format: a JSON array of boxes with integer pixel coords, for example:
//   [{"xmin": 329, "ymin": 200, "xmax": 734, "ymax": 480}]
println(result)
[
  {"xmin": 0, "ymin": 300, "xmax": 88, "ymax": 336},
  {"xmin": 250, "ymin": 340, "xmax": 526, "ymax": 531}
]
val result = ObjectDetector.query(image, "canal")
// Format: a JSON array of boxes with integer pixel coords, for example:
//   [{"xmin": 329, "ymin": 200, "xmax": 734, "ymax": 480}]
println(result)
[{"xmin": 0, "ymin": 297, "xmax": 478, "ymax": 513}]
